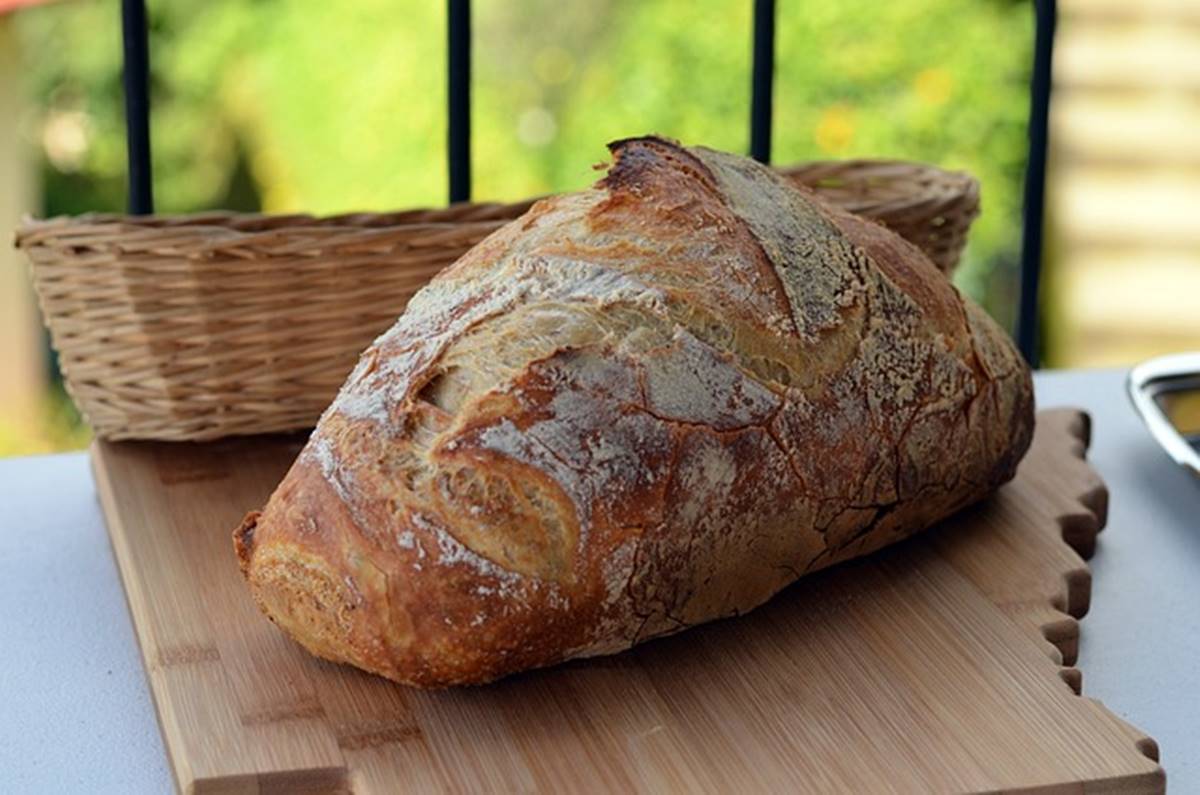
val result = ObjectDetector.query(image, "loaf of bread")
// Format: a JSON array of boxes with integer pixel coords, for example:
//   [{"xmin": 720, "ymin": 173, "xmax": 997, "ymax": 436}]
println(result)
[{"xmin": 235, "ymin": 137, "xmax": 1034, "ymax": 687}]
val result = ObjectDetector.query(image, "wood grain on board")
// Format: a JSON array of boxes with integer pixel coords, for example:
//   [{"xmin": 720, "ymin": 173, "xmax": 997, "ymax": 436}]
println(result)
[{"xmin": 92, "ymin": 409, "xmax": 1163, "ymax": 794}]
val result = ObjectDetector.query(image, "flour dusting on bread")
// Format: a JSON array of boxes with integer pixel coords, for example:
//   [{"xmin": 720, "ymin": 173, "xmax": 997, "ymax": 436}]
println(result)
[{"xmin": 236, "ymin": 136, "xmax": 1034, "ymax": 687}]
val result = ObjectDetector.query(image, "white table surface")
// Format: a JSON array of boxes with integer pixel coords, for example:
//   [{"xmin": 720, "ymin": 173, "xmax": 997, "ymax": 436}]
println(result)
[{"xmin": 0, "ymin": 368, "xmax": 1196, "ymax": 793}]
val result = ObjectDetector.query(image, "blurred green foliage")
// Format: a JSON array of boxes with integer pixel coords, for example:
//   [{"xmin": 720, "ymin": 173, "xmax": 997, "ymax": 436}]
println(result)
[
  {"xmin": 17, "ymin": 0, "xmax": 1032, "ymax": 322},
  {"xmin": 0, "ymin": 384, "xmax": 92, "ymax": 457}
]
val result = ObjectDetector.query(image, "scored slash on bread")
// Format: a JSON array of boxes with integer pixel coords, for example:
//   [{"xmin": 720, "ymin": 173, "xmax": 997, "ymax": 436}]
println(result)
[{"xmin": 234, "ymin": 136, "xmax": 1034, "ymax": 687}]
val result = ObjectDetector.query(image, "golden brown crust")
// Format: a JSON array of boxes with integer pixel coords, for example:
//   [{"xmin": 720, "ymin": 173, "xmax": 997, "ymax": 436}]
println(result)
[{"xmin": 235, "ymin": 136, "xmax": 1034, "ymax": 687}]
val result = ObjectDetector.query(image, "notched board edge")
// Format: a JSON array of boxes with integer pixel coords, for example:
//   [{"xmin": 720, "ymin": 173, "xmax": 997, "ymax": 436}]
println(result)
[{"xmin": 1039, "ymin": 408, "xmax": 1163, "ymax": 774}]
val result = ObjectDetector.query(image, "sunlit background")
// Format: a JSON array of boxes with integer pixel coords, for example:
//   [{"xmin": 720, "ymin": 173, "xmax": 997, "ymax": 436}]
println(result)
[{"xmin": 1, "ymin": 0, "xmax": 1197, "ymax": 456}]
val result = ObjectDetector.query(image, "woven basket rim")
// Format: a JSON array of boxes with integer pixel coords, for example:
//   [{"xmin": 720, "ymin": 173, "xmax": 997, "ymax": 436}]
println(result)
[
  {"xmin": 14, "ymin": 212, "xmax": 513, "ymax": 240},
  {"xmin": 16, "ymin": 158, "xmax": 976, "ymax": 242}
]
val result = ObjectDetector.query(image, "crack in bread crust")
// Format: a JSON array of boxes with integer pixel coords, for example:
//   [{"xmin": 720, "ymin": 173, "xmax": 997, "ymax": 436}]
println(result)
[{"xmin": 237, "ymin": 136, "xmax": 1034, "ymax": 687}]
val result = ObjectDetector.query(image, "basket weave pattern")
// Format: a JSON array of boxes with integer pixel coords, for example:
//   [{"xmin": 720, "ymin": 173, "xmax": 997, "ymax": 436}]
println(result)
[{"xmin": 17, "ymin": 160, "xmax": 979, "ymax": 441}]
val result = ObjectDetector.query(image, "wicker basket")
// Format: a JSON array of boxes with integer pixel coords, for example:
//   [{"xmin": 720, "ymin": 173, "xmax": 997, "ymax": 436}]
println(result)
[{"xmin": 16, "ymin": 159, "xmax": 979, "ymax": 441}]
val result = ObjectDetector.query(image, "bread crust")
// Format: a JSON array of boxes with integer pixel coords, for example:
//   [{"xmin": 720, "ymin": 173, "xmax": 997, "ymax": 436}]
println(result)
[{"xmin": 235, "ymin": 137, "xmax": 1034, "ymax": 687}]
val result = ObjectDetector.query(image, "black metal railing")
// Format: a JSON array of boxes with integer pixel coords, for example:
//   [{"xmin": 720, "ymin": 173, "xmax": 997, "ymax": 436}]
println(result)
[
  {"xmin": 447, "ymin": 0, "xmax": 472, "ymax": 203},
  {"xmin": 750, "ymin": 0, "xmax": 777, "ymax": 164},
  {"xmin": 119, "ymin": 0, "xmax": 153, "ymax": 214},
  {"xmin": 1017, "ymin": 0, "xmax": 1057, "ymax": 369},
  {"xmin": 117, "ymin": 0, "xmax": 1055, "ymax": 366}
]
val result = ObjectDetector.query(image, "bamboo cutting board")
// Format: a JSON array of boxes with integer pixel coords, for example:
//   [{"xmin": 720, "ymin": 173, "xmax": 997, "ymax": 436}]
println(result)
[{"xmin": 92, "ymin": 409, "xmax": 1163, "ymax": 794}]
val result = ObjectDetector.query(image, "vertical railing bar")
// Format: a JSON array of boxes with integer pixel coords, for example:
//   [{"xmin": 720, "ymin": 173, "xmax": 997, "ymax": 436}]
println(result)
[
  {"xmin": 447, "ymin": 0, "xmax": 471, "ymax": 203},
  {"xmin": 750, "ymin": 0, "xmax": 776, "ymax": 163},
  {"xmin": 121, "ymin": 0, "xmax": 153, "ymax": 214},
  {"xmin": 1016, "ymin": 0, "xmax": 1056, "ymax": 368}
]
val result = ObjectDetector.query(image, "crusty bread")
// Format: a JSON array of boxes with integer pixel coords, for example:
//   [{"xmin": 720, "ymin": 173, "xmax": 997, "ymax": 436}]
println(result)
[{"xmin": 234, "ymin": 136, "xmax": 1034, "ymax": 687}]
